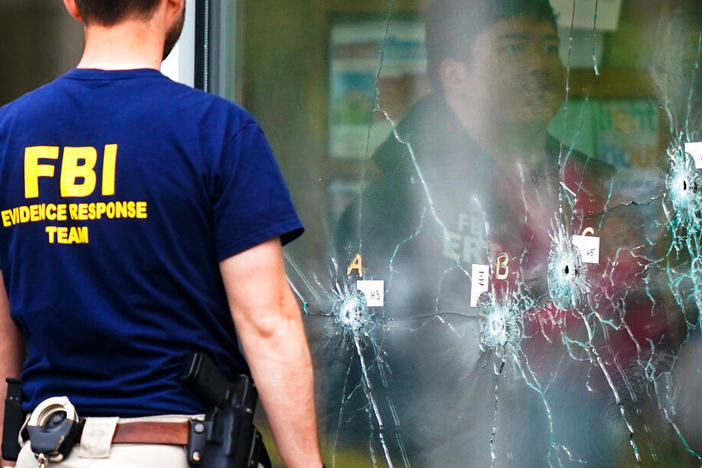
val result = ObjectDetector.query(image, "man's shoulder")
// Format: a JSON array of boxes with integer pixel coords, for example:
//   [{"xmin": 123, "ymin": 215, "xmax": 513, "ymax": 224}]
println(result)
[
  {"xmin": 124, "ymin": 74, "xmax": 258, "ymax": 135},
  {"xmin": 0, "ymin": 70, "xmax": 260, "ymax": 145},
  {"xmin": 163, "ymin": 79, "xmax": 254, "ymax": 122},
  {"xmin": 0, "ymin": 77, "xmax": 62, "ymax": 124},
  {"xmin": 546, "ymin": 136, "xmax": 615, "ymax": 179}
]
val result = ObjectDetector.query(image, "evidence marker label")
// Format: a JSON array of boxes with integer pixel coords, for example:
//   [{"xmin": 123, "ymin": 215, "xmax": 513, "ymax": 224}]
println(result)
[
  {"xmin": 572, "ymin": 235, "xmax": 600, "ymax": 264},
  {"xmin": 356, "ymin": 280, "xmax": 384, "ymax": 307}
]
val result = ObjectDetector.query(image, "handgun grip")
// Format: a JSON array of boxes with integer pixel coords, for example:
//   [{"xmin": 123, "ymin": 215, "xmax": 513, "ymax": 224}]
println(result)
[{"xmin": 180, "ymin": 352, "xmax": 235, "ymax": 408}]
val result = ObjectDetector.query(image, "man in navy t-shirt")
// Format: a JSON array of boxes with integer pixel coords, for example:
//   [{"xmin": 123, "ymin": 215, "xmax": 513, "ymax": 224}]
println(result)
[{"xmin": 0, "ymin": 0, "xmax": 323, "ymax": 467}]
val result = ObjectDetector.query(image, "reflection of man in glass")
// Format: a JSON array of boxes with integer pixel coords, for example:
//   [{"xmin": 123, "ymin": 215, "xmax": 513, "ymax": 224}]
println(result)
[
  {"xmin": 338, "ymin": 0, "xmax": 612, "ymax": 315},
  {"xmin": 335, "ymin": 1, "xmax": 574, "ymax": 466},
  {"xmin": 424, "ymin": 0, "xmax": 564, "ymax": 164},
  {"xmin": 334, "ymin": 0, "xmax": 675, "ymax": 466}
]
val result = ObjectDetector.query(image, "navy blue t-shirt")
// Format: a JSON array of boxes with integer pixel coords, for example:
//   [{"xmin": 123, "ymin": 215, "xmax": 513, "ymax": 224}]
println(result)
[{"xmin": 0, "ymin": 69, "xmax": 303, "ymax": 416}]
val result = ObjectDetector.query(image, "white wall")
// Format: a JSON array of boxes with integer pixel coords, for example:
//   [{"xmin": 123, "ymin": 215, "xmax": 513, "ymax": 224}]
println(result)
[{"xmin": 161, "ymin": 0, "xmax": 197, "ymax": 87}]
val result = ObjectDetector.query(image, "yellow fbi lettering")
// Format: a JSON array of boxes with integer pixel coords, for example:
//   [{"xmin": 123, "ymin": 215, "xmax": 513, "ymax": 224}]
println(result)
[
  {"xmin": 1, "ymin": 201, "xmax": 147, "ymax": 228},
  {"xmin": 1, "ymin": 203, "xmax": 68, "ymax": 227},
  {"xmin": 24, "ymin": 144, "xmax": 118, "ymax": 198},
  {"xmin": 45, "ymin": 226, "xmax": 89, "ymax": 244}
]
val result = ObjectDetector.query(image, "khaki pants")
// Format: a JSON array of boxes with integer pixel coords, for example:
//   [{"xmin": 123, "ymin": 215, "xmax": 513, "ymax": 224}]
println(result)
[{"xmin": 16, "ymin": 415, "xmax": 196, "ymax": 468}]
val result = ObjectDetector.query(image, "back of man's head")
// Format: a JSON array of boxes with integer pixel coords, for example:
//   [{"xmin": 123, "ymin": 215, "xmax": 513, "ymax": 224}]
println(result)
[
  {"xmin": 75, "ymin": 0, "xmax": 161, "ymax": 26},
  {"xmin": 425, "ymin": 0, "xmax": 558, "ymax": 90}
]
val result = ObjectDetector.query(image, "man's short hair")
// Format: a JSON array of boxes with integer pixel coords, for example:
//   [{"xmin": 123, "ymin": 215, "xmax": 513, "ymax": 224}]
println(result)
[
  {"xmin": 425, "ymin": 0, "xmax": 558, "ymax": 90},
  {"xmin": 75, "ymin": 0, "xmax": 161, "ymax": 26}
]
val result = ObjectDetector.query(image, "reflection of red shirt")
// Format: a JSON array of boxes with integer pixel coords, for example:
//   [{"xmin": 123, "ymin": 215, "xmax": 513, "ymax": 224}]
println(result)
[{"xmin": 488, "ymin": 151, "xmax": 668, "ymax": 379}]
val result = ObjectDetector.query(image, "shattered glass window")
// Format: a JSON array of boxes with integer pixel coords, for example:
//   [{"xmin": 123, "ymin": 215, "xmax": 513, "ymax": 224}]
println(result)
[{"xmin": 216, "ymin": 0, "xmax": 702, "ymax": 466}]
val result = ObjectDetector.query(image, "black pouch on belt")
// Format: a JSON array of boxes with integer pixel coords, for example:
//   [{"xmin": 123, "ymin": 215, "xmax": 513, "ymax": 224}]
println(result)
[{"xmin": 2, "ymin": 378, "xmax": 24, "ymax": 461}]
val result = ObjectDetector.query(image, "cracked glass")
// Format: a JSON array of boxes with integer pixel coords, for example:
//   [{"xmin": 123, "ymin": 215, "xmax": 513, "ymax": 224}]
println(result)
[{"xmin": 216, "ymin": 0, "xmax": 702, "ymax": 466}]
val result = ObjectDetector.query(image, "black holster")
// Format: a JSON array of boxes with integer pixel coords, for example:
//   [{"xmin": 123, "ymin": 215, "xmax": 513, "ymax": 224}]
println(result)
[
  {"xmin": 187, "ymin": 407, "xmax": 271, "ymax": 468},
  {"xmin": 2, "ymin": 378, "xmax": 24, "ymax": 462},
  {"xmin": 180, "ymin": 352, "xmax": 271, "ymax": 468}
]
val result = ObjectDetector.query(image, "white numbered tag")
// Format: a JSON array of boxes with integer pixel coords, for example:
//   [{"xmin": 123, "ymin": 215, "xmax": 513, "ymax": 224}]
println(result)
[
  {"xmin": 470, "ymin": 264, "xmax": 490, "ymax": 307},
  {"xmin": 572, "ymin": 235, "xmax": 600, "ymax": 264},
  {"xmin": 685, "ymin": 142, "xmax": 702, "ymax": 169},
  {"xmin": 356, "ymin": 280, "xmax": 385, "ymax": 307}
]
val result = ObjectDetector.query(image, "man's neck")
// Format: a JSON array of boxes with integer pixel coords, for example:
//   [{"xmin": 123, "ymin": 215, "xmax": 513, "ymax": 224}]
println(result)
[
  {"xmin": 77, "ymin": 20, "xmax": 164, "ymax": 71},
  {"xmin": 446, "ymin": 93, "xmax": 549, "ymax": 162}
]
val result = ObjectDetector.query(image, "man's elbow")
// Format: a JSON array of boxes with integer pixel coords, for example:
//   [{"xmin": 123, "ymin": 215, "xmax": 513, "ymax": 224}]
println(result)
[{"xmin": 235, "ymin": 287, "xmax": 304, "ymax": 341}]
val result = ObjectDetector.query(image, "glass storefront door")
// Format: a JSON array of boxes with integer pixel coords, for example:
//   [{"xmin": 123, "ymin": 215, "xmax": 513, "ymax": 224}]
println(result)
[{"xmin": 201, "ymin": 0, "xmax": 702, "ymax": 466}]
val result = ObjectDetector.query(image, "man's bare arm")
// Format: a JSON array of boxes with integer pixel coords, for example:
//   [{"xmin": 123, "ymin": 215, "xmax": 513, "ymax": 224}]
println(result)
[
  {"xmin": 0, "ymin": 271, "xmax": 23, "ymax": 466},
  {"xmin": 220, "ymin": 238, "xmax": 322, "ymax": 468}
]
